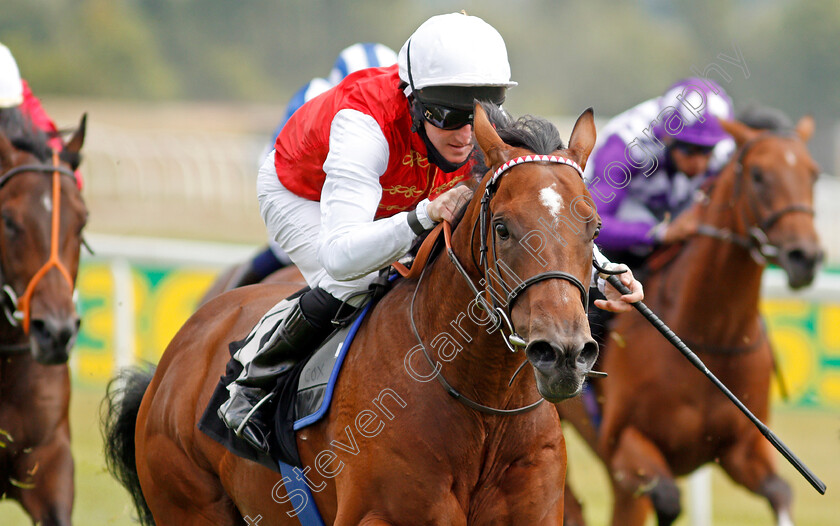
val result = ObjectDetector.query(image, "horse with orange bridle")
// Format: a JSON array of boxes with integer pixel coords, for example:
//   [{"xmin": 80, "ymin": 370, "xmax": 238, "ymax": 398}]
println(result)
[
  {"xmin": 0, "ymin": 110, "xmax": 87, "ymax": 525},
  {"xmin": 102, "ymin": 104, "xmax": 611, "ymax": 525},
  {"xmin": 559, "ymin": 113, "xmax": 823, "ymax": 526}
]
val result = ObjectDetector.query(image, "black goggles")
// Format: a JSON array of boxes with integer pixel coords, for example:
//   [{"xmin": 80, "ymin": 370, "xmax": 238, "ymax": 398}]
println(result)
[
  {"xmin": 672, "ymin": 140, "xmax": 715, "ymax": 156},
  {"xmin": 420, "ymin": 101, "xmax": 475, "ymax": 130}
]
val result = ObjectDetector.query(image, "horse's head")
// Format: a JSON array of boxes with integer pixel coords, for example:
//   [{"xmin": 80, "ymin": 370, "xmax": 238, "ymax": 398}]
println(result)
[
  {"xmin": 720, "ymin": 116, "xmax": 823, "ymax": 289},
  {"xmin": 461, "ymin": 104, "xmax": 599, "ymax": 402},
  {"xmin": 0, "ymin": 114, "xmax": 88, "ymax": 364}
]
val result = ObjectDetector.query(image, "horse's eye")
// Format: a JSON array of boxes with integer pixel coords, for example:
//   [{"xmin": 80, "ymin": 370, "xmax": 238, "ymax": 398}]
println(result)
[
  {"xmin": 593, "ymin": 226, "xmax": 601, "ymax": 240},
  {"xmin": 494, "ymin": 222, "xmax": 510, "ymax": 240},
  {"xmin": 750, "ymin": 166, "xmax": 763, "ymax": 184},
  {"xmin": 2, "ymin": 214, "xmax": 20, "ymax": 237}
]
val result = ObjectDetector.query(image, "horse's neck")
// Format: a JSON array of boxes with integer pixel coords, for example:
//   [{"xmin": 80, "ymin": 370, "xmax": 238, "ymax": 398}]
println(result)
[{"xmin": 664, "ymin": 168, "xmax": 764, "ymax": 342}]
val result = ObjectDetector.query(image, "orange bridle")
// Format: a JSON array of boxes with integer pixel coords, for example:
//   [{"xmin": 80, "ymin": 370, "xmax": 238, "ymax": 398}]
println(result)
[{"xmin": 0, "ymin": 152, "xmax": 76, "ymax": 334}]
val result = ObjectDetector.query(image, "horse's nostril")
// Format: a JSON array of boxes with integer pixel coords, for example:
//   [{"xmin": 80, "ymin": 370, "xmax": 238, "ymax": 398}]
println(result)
[
  {"xmin": 787, "ymin": 248, "xmax": 808, "ymax": 265},
  {"xmin": 526, "ymin": 341, "xmax": 558, "ymax": 366},
  {"xmin": 31, "ymin": 319, "xmax": 47, "ymax": 335},
  {"xmin": 31, "ymin": 318, "xmax": 78, "ymax": 349},
  {"xmin": 579, "ymin": 340, "xmax": 599, "ymax": 367}
]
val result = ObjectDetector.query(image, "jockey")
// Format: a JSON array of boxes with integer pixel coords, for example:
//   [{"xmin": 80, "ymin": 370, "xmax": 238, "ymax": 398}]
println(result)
[
  {"xmin": 231, "ymin": 42, "xmax": 399, "ymax": 288},
  {"xmin": 586, "ymin": 77, "xmax": 735, "ymax": 269},
  {"xmin": 219, "ymin": 12, "xmax": 644, "ymax": 453},
  {"xmin": 584, "ymin": 78, "xmax": 734, "ymax": 345},
  {"xmin": 0, "ymin": 42, "xmax": 82, "ymax": 187}
]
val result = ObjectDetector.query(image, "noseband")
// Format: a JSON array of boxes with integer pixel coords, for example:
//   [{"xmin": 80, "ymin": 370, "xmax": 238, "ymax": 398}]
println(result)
[
  {"xmin": 0, "ymin": 153, "xmax": 78, "ymax": 343},
  {"xmin": 696, "ymin": 132, "xmax": 815, "ymax": 264},
  {"xmin": 408, "ymin": 155, "xmax": 590, "ymax": 416}
]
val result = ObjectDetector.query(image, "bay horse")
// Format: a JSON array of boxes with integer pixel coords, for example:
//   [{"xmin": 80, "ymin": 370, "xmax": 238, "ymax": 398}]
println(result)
[
  {"xmin": 102, "ymin": 104, "xmax": 604, "ymax": 525},
  {"xmin": 559, "ymin": 114, "xmax": 822, "ymax": 526},
  {"xmin": 0, "ymin": 111, "xmax": 88, "ymax": 525}
]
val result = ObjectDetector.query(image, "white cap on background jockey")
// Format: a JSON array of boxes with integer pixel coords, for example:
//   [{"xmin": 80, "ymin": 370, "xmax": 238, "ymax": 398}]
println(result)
[
  {"xmin": 328, "ymin": 42, "xmax": 398, "ymax": 86},
  {"xmin": 0, "ymin": 43, "xmax": 24, "ymax": 108},
  {"xmin": 398, "ymin": 12, "xmax": 516, "ymax": 109}
]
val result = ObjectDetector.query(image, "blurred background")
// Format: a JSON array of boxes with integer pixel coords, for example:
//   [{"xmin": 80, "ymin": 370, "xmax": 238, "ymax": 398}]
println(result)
[{"xmin": 1, "ymin": 0, "xmax": 838, "ymax": 524}]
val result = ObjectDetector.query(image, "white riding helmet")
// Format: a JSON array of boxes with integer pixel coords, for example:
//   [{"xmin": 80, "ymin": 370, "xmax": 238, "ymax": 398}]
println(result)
[
  {"xmin": 0, "ymin": 43, "xmax": 24, "ymax": 108},
  {"xmin": 398, "ymin": 13, "xmax": 516, "ymax": 95}
]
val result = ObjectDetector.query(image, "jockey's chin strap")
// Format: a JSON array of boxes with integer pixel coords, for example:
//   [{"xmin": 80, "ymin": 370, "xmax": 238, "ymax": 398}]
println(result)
[
  {"xmin": 401, "ymin": 154, "xmax": 590, "ymax": 416},
  {"xmin": 0, "ymin": 152, "xmax": 78, "ymax": 340},
  {"xmin": 696, "ymin": 132, "xmax": 815, "ymax": 265}
]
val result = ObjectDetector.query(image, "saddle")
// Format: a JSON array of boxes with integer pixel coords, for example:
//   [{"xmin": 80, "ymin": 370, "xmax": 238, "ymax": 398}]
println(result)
[{"xmin": 197, "ymin": 275, "xmax": 393, "ymax": 472}]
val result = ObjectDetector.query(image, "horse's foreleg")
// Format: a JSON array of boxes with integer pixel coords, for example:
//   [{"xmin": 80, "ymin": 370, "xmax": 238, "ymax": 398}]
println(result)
[
  {"xmin": 607, "ymin": 426, "xmax": 680, "ymax": 526},
  {"xmin": 719, "ymin": 433, "xmax": 793, "ymax": 526},
  {"xmin": 16, "ymin": 425, "xmax": 73, "ymax": 526}
]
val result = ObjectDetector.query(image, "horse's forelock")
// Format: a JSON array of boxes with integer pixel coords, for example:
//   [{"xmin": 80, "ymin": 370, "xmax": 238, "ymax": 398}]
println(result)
[{"xmin": 736, "ymin": 103, "xmax": 795, "ymax": 133}]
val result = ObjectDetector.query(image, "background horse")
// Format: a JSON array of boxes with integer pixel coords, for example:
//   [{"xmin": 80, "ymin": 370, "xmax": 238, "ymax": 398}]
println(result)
[
  {"xmin": 0, "ymin": 111, "xmax": 87, "ymax": 525},
  {"xmin": 102, "ymin": 104, "xmax": 602, "ymax": 525},
  {"xmin": 559, "ymin": 114, "xmax": 822, "ymax": 526}
]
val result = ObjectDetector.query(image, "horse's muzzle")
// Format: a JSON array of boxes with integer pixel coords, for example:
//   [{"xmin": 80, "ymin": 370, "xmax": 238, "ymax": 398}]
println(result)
[
  {"xmin": 30, "ymin": 316, "xmax": 80, "ymax": 365},
  {"xmin": 779, "ymin": 243, "xmax": 824, "ymax": 289},
  {"xmin": 525, "ymin": 338, "xmax": 599, "ymax": 402}
]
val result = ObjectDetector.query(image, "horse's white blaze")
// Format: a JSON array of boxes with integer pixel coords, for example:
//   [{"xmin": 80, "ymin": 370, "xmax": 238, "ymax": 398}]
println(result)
[
  {"xmin": 41, "ymin": 192, "xmax": 52, "ymax": 213},
  {"xmin": 777, "ymin": 509, "xmax": 794, "ymax": 526},
  {"xmin": 785, "ymin": 149, "xmax": 797, "ymax": 167},
  {"xmin": 539, "ymin": 184, "xmax": 564, "ymax": 219}
]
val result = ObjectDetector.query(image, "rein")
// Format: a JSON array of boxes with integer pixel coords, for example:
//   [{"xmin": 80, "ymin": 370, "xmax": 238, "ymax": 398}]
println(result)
[
  {"xmin": 696, "ymin": 132, "xmax": 815, "ymax": 265},
  {"xmin": 0, "ymin": 153, "xmax": 78, "ymax": 345},
  {"xmin": 402, "ymin": 154, "xmax": 590, "ymax": 416}
]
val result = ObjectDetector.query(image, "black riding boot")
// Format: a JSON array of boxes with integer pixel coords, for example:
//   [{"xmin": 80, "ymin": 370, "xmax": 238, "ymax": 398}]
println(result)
[{"xmin": 218, "ymin": 288, "xmax": 343, "ymax": 452}]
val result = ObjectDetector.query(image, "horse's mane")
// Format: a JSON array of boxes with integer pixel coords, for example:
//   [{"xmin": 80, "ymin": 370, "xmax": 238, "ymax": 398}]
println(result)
[
  {"xmin": 0, "ymin": 107, "xmax": 52, "ymax": 162},
  {"xmin": 478, "ymin": 102, "xmax": 566, "ymax": 159},
  {"xmin": 735, "ymin": 102, "xmax": 794, "ymax": 133}
]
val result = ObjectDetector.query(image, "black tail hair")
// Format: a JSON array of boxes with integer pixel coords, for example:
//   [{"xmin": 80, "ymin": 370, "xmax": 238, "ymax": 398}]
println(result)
[{"xmin": 100, "ymin": 365, "xmax": 157, "ymax": 526}]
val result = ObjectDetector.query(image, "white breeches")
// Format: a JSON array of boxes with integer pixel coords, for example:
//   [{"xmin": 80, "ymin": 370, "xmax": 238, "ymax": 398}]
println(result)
[{"xmin": 256, "ymin": 154, "xmax": 378, "ymax": 304}]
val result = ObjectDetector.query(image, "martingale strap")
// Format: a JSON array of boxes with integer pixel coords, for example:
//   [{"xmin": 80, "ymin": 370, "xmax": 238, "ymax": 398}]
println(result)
[{"xmin": 392, "ymin": 222, "xmax": 445, "ymax": 279}]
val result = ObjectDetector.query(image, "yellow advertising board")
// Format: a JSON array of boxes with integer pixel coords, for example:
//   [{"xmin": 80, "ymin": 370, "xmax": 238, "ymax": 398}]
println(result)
[{"xmin": 70, "ymin": 260, "xmax": 840, "ymax": 408}]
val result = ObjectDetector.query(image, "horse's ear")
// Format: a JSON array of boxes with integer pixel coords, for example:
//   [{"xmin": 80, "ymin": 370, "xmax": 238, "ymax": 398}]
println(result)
[
  {"xmin": 474, "ymin": 103, "xmax": 509, "ymax": 167},
  {"xmin": 795, "ymin": 115, "xmax": 815, "ymax": 142},
  {"xmin": 0, "ymin": 131, "xmax": 13, "ymax": 173},
  {"xmin": 64, "ymin": 113, "xmax": 86, "ymax": 154},
  {"xmin": 719, "ymin": 118, "xmax": 759, "ymax": 146},
  {"xmin": 567, "ymin": 107, "xmax": 596, "ymax": 169},
  {"xmin": 59, "ymin": 113, "xmax": 86, "ymax": 170}
]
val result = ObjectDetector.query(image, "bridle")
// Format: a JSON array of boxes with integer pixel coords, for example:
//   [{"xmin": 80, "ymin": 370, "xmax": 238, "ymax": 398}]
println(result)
[
  {"xmin": 0, "ymin": 152, "xmax": 79, "ymax": 351},
  {"xmin": 696, "ymin": 132, "xmax": 815, "ymax": 265},
  {"xmin": 408, "ymin": 154, "xmax": 591, "ymax": 416}
]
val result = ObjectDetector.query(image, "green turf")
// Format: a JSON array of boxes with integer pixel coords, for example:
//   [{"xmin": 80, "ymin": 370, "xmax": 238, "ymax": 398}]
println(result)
[
  {"xmin": 1, "ymin": 387, "xmax": 837, "ymax": 524},
  {"xmin": 564, "ymin": 408, "xmax": 840, "ymax": 525}
]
